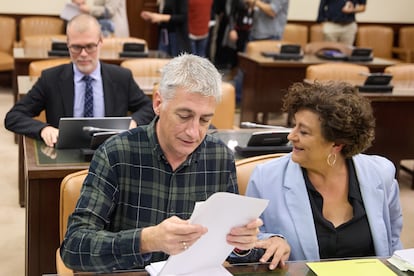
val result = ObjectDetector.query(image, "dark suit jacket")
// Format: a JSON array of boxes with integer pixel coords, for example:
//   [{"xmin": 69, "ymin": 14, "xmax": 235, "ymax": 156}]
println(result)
[{"xmin": 5, "ymin": 62, "xmax": 155, "ymax": 140}]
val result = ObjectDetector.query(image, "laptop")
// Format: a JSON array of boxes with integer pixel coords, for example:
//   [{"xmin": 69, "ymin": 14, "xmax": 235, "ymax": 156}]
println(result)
[
  {"xmin": 261, "ymin": 44, "xmax": 303, "ymax": 60},
  {"xmin": 357, "ymin": 73, "xmax": 393, "ymax": 93},
  {"xmin": 347, "ymin": 47, "xmax": 373, "ymax": 62},
  {"xmin": 56, "ymin": 117, "xmax": 131, "ymax": 149}
]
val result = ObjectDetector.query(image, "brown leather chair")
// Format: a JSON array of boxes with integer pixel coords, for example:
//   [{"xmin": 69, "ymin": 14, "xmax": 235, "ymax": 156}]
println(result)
[
  {"xmin": 384, "ymin": 64, "xmax": 414, "ymax": 81},
  {"xmin": 22, "ymin": 34, "xmax": 67, "ymax": 51},
  {"xmin": 304, "ymin": 41, "xmax": 353, "ymax": 56},
  {"xmin": 56, "ymin": 169, "xmax": 88, "ymax": 275},
  {"xmin": 309, "ymin": 23, "xmax": 324, "ymax": 42},
  {"xmin": 356, "ymin": 25, "xmax": 394, "ymax": 59},
  {"xmin": 211, "ymin": 82, "xmax": 236, "ymax": 129},
  {"xmin": 29, "ymin": 58, "xmax": 71, "ymax": 77},
  {"xmin": 101, "ymin": 37, "xmax": 147, "ymax": 53},
  {"xmin": 28, "ymin": 58, "xmax": 71, "ymax": 122},
  {"xmin": 0, "ymin": 15, "xmax": 16, "ymax": 73},
  {"xmin": 306, "ymin": 62, "xmax": 369, "ymax": 84},
  {"xmin": 120, "ymin": 58, "xmax": 169, "ymax": 77},
  {"xmin": 393, "ymin": 27, "xmax": 414, "ymax": 63},
  {"xmin": 19, "ymin": 16, "xmax": 65, "ymax": 46},
  {"xmin": 235, "ymin": 153, "xmax": 285, "ymax": 195},
  {"xmin": 245, "ymin": 40, "xmax": 291, "ymax": 56},
  {"xmin": 283, "ymin": 23, "xmax": 309, "ymax": 48}
]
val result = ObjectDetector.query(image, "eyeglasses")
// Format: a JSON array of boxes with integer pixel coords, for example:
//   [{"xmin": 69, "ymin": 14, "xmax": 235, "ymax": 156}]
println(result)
[{"xmin": 68, "ymin": 41, "xmax": 100, "ymax": 54}]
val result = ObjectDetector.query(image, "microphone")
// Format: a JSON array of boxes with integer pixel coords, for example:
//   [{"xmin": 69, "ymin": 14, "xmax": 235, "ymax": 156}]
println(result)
[
  {"xmin": 241, "ymin": 122, "xmax": 291, "ymax": 130},
  {"xmin": 82, "ymin": 126, "xmax": 127, "ymax": 136}
]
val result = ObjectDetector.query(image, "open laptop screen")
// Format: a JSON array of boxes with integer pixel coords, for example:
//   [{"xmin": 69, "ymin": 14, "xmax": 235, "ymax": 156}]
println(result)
[{"xmin": 56, "ymin": 117, "xmax": 131, "ymax": 149}]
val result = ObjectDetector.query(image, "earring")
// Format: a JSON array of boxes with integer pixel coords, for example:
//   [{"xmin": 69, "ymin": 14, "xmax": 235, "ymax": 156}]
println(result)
[{"xmin": 327, "ymin": 153, "xmax": 337, "ymax": 167}]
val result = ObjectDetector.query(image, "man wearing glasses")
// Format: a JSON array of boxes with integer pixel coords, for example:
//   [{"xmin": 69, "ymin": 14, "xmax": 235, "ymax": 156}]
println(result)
[{"xmin": 5, "ymin": 14, "xmax": 154, "ymax": 147}]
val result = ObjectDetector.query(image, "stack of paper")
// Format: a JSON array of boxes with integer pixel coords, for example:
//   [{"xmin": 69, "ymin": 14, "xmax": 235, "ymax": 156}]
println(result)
[
  {"xmin": 388, "ymin": 248, "xmax": 414, "ymax": 272},
  {"xmin": 145, "ymin": 192, "xmax": 269, "ymax": 276}
]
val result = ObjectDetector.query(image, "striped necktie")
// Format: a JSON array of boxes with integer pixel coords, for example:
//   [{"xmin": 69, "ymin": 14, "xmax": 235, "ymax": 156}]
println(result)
[{"xmin": 82, "ymin": 75, "xmax": 94, "ymax": 117}]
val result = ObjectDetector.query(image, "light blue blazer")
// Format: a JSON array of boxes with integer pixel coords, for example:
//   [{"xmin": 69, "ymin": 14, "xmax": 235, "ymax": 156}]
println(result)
[{"xmin": 246, "ymin": 153, "xmax": 403, "ymax": 261}]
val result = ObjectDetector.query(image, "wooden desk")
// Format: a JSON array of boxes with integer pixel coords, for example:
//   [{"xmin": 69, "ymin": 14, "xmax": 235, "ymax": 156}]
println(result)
[
  {"xmin": 13, "ymin": 48, "xmax": 167, "ymax": 103},
  {"xmin": 237, "ymin": 52, "xmax": 398, "ymax": 125},
  {"xmin": 24, "ymin": 137, "xmax": 89, "ymax": 276}
]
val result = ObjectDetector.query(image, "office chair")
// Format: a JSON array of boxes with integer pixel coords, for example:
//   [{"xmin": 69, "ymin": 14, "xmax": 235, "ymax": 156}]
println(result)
[
  {"xmin": 0, "ymin": 15, "xmax": 16, "ymax": 73},
  {"xmin": 384, "ymin": 64, "xmax": 414, "ymax": 82},
  {"xmin": 309, "ymin": 23, "xmax": 324, "ymax": 42},
  {"xmin": 305, "ymin": 62, "xmax": 370, "ymax": 84},
  {"xmin": 283, "ymin": 23, "xmax": 309, "ymax": 49},
  {"xmin": 393, "ymin": 27, "xmax": 414, "ymax": 63},
  {"xmin": 245, "ymin": 40, "xmax": 292, "ymax": 56},
  {"xmin": 56, "ymin": 169, "xmax": 88, "ymax": 275},
  {"xmin": 120, "ymin": 58, "xmax": 170, "ymax": 77},
  {"xmin": 101, "ymin": 37, "xmax": 148, "ymax": 53},
  {"xmin": 29, "ymin": 58, "xmax": 71, "ymax": 77},
  {"xmin": 18, "ymin": 16, "xmax": 65, "ymax": 47},
  {"xmin": 235, "ymin": 153, "xmax": 286, "ymax": 195},
  {"xmin": 211, "ymin": 82, "xmax": 236, "ymax": 129},
  {"xmin": 356, "ymin": 25, "xmax": 394, "ymax": 59}
]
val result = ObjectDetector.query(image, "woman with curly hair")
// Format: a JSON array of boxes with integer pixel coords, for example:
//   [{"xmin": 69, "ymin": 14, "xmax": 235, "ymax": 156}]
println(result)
[{"xmin": 242, "ymin": 81, "xmax": 403, "ymax": 268}]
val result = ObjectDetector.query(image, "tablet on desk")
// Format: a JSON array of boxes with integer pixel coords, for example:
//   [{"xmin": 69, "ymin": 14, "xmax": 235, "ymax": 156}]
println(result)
[{"xmin": 56, "ymin": 117, "xmax": 131, "ymax": 149}]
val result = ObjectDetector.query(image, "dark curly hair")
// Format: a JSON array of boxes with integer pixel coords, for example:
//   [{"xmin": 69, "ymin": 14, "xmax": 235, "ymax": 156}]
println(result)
[{"xmin": 282, "ymin": 81, "xmax": 375, "ymax": 158}]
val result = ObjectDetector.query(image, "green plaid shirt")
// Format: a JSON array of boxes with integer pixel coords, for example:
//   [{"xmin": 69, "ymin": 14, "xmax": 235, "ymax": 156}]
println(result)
[{"xmin": 60, "ymin": 118, "xmax": 238, "ymax": 272}]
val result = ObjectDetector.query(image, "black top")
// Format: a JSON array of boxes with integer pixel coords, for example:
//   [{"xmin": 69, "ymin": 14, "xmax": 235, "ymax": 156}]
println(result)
[
  {"xmin": 303, "ymin": 159, "xmax": 375, "ymax": 259},
  {"xmin": 317, "ymin": 0, "xmax": 367, "ymax": 24}
]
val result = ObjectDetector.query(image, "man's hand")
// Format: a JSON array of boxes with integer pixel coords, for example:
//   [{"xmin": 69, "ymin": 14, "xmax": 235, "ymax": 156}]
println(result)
[
  {"xmin": 226, "ymin": 218, "xmax": 262, "ymax": 250},
  {"xmin": 140, "ymin": 216, "xmax": 208, "ymax": 255},
  {"xmin": 255, "ymin": 236, "xmax": 291, "ymax": 270},
  {"xmin": 40, "ymin": 126, "xmax": 59, "ymax": 148}
]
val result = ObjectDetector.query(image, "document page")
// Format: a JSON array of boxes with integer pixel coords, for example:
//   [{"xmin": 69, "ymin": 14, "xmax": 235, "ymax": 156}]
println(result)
[
  {"xmin": 149, "ymin": 192, "xmax": 268, "ymax": 276},
  {"xmin": 307, "ymin": 259, "xmax": 395, "ymax": 276}
]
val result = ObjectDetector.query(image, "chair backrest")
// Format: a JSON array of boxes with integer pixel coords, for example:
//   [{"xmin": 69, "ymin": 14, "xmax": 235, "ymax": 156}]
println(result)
[
  {"xmin": 120, "ymin": 58, "xmax": 170, "ymax": 77},
  {"xmin": 384, "ymin": 64, "xmax": 414, "ymax": 81},
  {"xmin": 56, "ymin": 169, "xmax": 87, "ymax": 275},
  {"xmin": 245, "ymin": 40, "xmax": 291, "ymax": 56},
  {"xmin": 283, "ymin": 23, "xmax": 309, "ymax": 48},
  {"xmin": 0, "ymin": 15, "xmax": 16, "ymax": 55},
  {"xmin": 101, "ymin": 37, "xmax": 147, "ymax": 53},
  {"xmin": 20, "ymin": 16, "xmax": 65, "ymax": 43},
  {"xmin": 306, "ymin": 62, "xmax": 369, "ymax": 83},
  {"xmin": 29, "ymin": 58, "xmax": 71, "ymax": 123},
  {"xmin": 309, "ymin": 24, "xmax": 324, "ymax": 42},
  {"xmin": 236, "ymin": 153, "xmax": 286, "ymax": 195},
  {"xmin": 398, "ymin": 27, "xmax": 414, "ymax": 62},
  {"xmin": 356, "ymin": 25, "xmax": 394, "ymax": 59},
  {"xmin": 29, "ymin": 58, "xmax": 71, "ymax": 77},
  {"xmin": 211, "ymin": 82, "xmax": 236, "ymax": 129},
  {"xmin": 304, "ymin": 41, "xmax": 353, "ymax": 56},
  {"xmin": 22, "ymin": 34, "xmax": 67, "ymax": 51}
]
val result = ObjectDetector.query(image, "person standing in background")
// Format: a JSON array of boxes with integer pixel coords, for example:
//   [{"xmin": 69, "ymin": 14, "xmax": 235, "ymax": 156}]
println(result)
[
  {"xmin": 317, "ymin": 0, "xmax": 366, "ymax": 46},
  {"xmin": 141, "ymin": 0, "xmax": 191, "ymax": 57},
  {"xmin": 73, "ymin": 0, "xmax": 130, "ymax": 37},
  {"xmin": 188, "ymin": 0, "xmax": 213, "ymax": 57},
  {"xmin": 246, "ymin": 0, "xmax": 289, "ymax": 41}
]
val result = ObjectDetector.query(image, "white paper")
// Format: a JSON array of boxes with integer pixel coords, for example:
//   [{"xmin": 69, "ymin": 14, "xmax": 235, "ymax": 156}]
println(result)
[
  {"xmin": 145, "ymin": 261, "xmax": 232, "ymax": 276},
  {"xmin": 153, "ymin": 192, "xmax": 268, "ymax": 276},
  {"xmin": 60, "ymin": 3, "xmax": 81, "ymax": 21},
  {"xmin": 388, "ymin": 248, "xmax": 414, "ymax": 272}
]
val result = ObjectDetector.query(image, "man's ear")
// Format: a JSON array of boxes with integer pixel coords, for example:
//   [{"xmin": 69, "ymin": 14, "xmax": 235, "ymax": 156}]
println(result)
[{"xmin": 152, "ymin": 91, "xmax": 162, "ymax": 116}]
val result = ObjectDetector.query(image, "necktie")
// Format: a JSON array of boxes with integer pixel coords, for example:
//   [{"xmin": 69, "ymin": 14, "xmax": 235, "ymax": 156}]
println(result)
[{"xmin": 82, "ymin": 75, "xmax": 94, "ymax": 117}]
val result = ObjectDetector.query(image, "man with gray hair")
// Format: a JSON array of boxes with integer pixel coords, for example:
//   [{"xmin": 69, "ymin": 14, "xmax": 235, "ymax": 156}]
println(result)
[{"xmin": 60, "ymin": 53, "xmax": 263, "ymax": 272}]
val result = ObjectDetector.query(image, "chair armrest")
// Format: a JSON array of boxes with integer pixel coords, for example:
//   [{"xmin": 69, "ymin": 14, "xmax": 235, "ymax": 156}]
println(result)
[{"xmin": 392, "ymin": 47, "xmax": 412, "ymax": 63}]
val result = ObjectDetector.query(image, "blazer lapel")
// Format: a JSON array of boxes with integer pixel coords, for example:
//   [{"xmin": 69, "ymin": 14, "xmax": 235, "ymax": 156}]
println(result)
[
  {"xmin": 353, "ymin": 155, "xmax": 389, "ymax": 256},
  {"xmin": 284, "ymin": 160, "xmax": 320, "ymax": 260},
  {"xmin": 101, "ymin": 64, "xmax": 117, "ymax": 116},
  {"xmin": 59, "ymin": 64, "xmax": 75, "ymax": 117}
]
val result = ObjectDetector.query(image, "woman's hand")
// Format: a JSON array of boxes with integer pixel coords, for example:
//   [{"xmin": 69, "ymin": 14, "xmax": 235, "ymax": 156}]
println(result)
[{"xmin": 255, "ymin": 236, "xmax": 291, "ymax": 270}]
